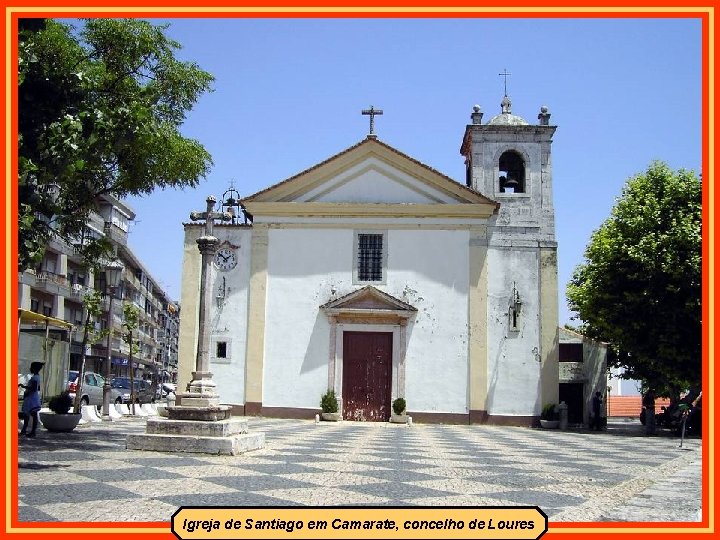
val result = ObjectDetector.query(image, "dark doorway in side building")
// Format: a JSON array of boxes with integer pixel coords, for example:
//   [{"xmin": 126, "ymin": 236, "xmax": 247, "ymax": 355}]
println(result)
[
  {"xmin": 559, "ymin": 383, "xmax": 585, "ymax": 425},
  {"xmin": 342, "ymin": 332, "xmax": 392, "ymax": 422}
]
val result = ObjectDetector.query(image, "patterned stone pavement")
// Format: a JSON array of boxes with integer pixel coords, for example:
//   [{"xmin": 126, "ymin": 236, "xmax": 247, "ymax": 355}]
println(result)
[{"xmin": 16, "ymin": 417, "xmax": 702, "ymax": 524}]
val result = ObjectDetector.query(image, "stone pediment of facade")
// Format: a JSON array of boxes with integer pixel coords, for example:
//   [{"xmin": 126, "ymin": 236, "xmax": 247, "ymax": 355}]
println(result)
[
  {"xmin": 320, "ymin": 286, "xmax": 417, "ymax": 324},
  {"xmin": 242, "ymin": 137, "xmax": 498, "ymax": 220}
]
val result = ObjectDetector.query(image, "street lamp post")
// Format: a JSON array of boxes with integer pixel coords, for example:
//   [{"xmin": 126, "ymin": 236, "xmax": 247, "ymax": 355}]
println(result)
[{"xmin": 102, "ymin": 259, "xmax": 124, "ymax": 417}]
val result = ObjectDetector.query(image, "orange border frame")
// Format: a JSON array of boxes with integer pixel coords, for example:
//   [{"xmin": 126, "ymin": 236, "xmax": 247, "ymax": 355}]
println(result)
[{"xmin": 2, "ymin": 2, "xmax": 714, "ymax": 539}]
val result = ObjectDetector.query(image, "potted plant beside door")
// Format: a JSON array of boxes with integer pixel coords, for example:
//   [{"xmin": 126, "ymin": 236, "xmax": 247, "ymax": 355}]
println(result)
[
  {"xmin": 540, "ymin": 403, "xmax": 560, "ymax": 429},
  {"xmin": 390, "ymin": 397, "xmax": 408, "ymax": 424},
  {"xmin": 320, "ymin": 390, "xmax": 341, "ymax": 422}
]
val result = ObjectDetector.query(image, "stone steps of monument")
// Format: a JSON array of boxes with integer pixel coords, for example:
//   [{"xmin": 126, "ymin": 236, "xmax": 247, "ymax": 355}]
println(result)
[
  {"xmin": 126, "ymin": 431, "xmax": 265, "ymax": 456},
  {"xmin": 145, "ymin": 417, "xmax": 249, "ymax": 438}
]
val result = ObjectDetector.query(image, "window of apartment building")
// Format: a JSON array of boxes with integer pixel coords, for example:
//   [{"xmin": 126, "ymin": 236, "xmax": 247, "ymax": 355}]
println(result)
[
  {"xmin": 64, "ymin": 304, "xmax": 83, "ymax": 325},
  {"xmin": 353, "ymin": 231, "xmax": 387, "ymax": 284},
  {"xmin": 112, "ymin": 208, "xmax": 130, "ymax": 232},
  {"xmin": 44, "ymin": 257, "xmax": 56, "ymax": 275},
  {"xmin": 30, "ymin": 298, "xmax": 39, "ymax": 313},
  {"xmin": 68, "ymin": 269, "xmax": 87, "ymax": 287}
]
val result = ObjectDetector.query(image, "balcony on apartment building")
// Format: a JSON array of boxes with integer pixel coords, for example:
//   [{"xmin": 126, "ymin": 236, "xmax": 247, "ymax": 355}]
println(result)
[{"xmin": 21, "ymin": 269, "xmax": 73, "ymax": 296}]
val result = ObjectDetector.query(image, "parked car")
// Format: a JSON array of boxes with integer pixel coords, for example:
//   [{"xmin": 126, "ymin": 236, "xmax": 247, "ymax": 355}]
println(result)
[
  {"xmin": 112, "ymin": 377, "xmax": 156, "ymax": 404},
  {"xmin": 66, "ymin": 370, "xmax": 79, "ymax": 392},
  {"xmin": 68, "ymin": 371, "xmax": 123, "ymax": 406},
  {"xmin": 155, "ymin": 382, "xmax": 177, "ymax": 400}
]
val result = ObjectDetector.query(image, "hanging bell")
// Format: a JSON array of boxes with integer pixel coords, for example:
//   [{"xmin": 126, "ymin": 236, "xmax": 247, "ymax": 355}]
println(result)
[{"xmin": 504, "ymin": 174, "xmax": 520, "ymax": 191}]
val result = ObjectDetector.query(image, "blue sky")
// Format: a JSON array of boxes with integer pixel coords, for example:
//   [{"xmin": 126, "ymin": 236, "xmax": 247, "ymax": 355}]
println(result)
[{"xmin": 112, "ymin": 17, "xmax": 702, "ymax": 324}]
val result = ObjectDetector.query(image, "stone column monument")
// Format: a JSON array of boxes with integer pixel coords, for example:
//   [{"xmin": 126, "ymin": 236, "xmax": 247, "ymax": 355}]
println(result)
[
  {"xmin": 176, "ymin": 196, "xmax": 226, "ymax": 409},
  {"xmin": 127, "ymin": 196, "xmax": 264, "ymax": 455}
]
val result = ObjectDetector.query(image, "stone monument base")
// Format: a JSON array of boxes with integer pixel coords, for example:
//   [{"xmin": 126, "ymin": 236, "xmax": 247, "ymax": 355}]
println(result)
[{"xmin": 126, "ymin": 408, "xmax": 264, "ymax": 456}]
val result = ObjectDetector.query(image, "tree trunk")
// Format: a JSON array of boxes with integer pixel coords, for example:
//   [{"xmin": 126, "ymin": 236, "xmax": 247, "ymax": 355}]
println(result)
[
  {"xmin": 128, "ymin": 330, "xmax": 136, "ymax": 415},
  {"xmin": 643, "ymin": 392, "xmax": 656, "ymax": 435},
  {"xmin": 72, "ymin": 313, "xmax": 92, "ymax": 413}
]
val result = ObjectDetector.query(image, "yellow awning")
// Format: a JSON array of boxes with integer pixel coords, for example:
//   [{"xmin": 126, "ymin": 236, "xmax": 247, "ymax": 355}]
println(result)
[{"xmin": 18, "ymin": 308, "xmax": 73, "ymax": 330}]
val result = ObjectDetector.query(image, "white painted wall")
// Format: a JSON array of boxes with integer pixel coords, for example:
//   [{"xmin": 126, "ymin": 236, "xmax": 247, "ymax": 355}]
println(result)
[
  {"xmin": 485, "ymin": 246, "xmax": 542, "ymax": 416},
  {"xmin": 263, "ymin": 228, "xmax": 353, "ymax": 408},
  {"xmin": 386, "ymin": 229, "xmax": 469, "ymax": 414},
  {"xmin": 262, "ymin": 226, "xmax": 470, "ymax": 414},
  {"xmin": 208, "ymin": 227, "xmax": 252, "ymax": 405}
]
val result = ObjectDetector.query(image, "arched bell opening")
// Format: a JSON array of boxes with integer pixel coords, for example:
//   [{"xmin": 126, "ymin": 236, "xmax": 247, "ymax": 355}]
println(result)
[{"xmin": 498, "ymin": 150, "xmax": 526, "ymax": 193}]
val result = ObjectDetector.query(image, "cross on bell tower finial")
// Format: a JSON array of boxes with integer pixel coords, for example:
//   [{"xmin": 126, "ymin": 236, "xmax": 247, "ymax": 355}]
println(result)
[
  {"xmin": 362, "ymin": 105, "xmax": 383, "ymax": 138},
  {"xmin": 499, "ymin": 68, "xmax": 511, "ymax": 96}
]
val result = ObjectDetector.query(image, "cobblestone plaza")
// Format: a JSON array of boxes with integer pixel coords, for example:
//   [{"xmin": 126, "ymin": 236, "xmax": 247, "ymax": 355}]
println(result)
[{"xmin": 16, "ymin": 417, "xmax": 701, "ymax": 524}]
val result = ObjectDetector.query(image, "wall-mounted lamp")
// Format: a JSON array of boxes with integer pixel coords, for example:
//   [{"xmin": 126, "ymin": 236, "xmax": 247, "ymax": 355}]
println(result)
[
  {"xmin": 512, "ymin": 282, "xmax": 522, "ymax": 313},
  {"xmin": 216, "ymin": 277, "xmax": 226, "ymax": 307},
  {"xmin": 510, "ymin": 282, "xmax": 522, "ymax": 330}
]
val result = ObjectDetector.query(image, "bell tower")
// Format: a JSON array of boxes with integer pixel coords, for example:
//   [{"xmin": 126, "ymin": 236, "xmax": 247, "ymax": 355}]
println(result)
[
  {"xmin": 461, "ymin": 92, "xmax": 559, "ymax": 424},
  {"xmin": 461, "ymin": 94, "xmax": 556, "ymax": 241}
]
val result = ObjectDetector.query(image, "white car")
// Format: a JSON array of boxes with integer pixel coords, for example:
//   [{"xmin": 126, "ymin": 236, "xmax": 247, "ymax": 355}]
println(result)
[{"xmin": 68, "ymin": 371, "xmax": 123, "ymax": 406}]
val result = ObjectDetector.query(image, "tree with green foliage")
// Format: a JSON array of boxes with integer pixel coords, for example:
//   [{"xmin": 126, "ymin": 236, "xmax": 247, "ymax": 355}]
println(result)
[
  {"xmin": 121, "ymin": 303, "xmax": 141, "ymax": 414},
  {"xmin": 18, "ymin": 18, "xmax": 214, "ymax": 271},
  {"xmin": 567, "ymin": 161, "xmax": 701, "ymax": 399},
  {"xmin": 72, "ymin": 290, "xmax": 108, "ymax": 413}
]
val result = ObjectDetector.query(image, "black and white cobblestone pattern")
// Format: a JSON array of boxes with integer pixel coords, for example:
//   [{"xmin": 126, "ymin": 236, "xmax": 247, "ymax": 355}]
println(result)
[{"xmin": 16, "ymin": 417, "xmax": 702, "ymax": 523}]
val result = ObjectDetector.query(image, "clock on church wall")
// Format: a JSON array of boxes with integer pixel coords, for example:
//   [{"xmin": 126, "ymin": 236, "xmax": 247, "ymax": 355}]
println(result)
[{"xmin": 214, "ymin": 247, "xmax": 238, "ymax": 271}]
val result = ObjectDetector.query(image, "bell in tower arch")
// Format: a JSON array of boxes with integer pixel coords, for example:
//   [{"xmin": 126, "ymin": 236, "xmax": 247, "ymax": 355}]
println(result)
[{"xmin": 498, "ymin": 150, "xmax": 525, "ymax": 193}]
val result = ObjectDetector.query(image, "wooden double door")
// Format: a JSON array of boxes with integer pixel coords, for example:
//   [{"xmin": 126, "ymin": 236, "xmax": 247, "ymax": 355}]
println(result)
[{"xmin": 342, "ymin": 332, "xmax": 392, "ymax": 422}]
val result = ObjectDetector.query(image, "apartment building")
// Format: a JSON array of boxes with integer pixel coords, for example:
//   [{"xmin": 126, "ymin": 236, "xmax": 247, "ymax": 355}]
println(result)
[{"xmin": 18, "ymin": 194, "xmax": 179, "ymax": 384}]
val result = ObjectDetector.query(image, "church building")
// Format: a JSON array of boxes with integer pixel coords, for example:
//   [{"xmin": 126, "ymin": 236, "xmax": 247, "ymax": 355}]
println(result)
[{"xmin": 177, "ymin": 94, "xmax": 560, "ymax": 425}]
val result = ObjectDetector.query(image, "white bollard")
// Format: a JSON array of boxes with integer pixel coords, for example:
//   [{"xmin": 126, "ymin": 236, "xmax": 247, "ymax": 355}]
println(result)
[
  {"xmin": 407, "ymin": 416, "xmax": 413, "ymax": 426},
  {"xmin": 117, "ymin": 403, "xmax": 131, "ymax": 415},
  {"xmin": 108, "ymin": 405, "xmax": 123, "ymax": 420},
  {"xmin": 131, "ymin": 404, "xmax": 148, "ymax": 417},
  {"xmin": 141, "ymin": 404, "xmax": 156, "ymax": 416},
  {"xmin": 81, "ymin": 405, "xmax": 102, "ymax": 423},
  {"xmin": 315, "ymin": 414, "xmax": 320, "ymax": 424}
]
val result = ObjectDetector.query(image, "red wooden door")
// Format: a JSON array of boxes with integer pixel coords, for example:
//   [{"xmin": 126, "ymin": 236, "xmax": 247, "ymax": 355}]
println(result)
[{"xmin": 342, "ymin": 332, "xmax": 392, "ymax": 421}]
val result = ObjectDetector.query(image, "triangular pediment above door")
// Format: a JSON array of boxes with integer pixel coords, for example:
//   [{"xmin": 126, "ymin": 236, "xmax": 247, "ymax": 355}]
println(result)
[
  {"xmin": 321, "ymin": 286, "xmax": 417, "ymax": 323},
  {"xmin": 242, "ymin": 137, "xmax": 498, "ymax": 219}
]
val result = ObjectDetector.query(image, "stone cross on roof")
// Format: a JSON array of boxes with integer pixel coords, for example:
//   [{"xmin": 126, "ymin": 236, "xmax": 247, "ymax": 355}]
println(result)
[{"xmin": 362, "ymin": 105, "xmax": 383, "ymax": 137}]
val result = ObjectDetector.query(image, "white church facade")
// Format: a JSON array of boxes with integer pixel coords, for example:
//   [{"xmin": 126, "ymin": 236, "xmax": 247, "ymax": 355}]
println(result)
[{"xmin": 177, "ymin": 95, "xmax": 560, "ymax": 425}]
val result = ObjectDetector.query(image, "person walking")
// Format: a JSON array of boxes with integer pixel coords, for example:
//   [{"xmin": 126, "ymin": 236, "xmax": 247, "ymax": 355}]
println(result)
[
  {"xmin": 19, "ymin": 361, "xmax": 44, "ymax": 437},
  {"xmin": 591, "ymin": 391, "xmax": 603, "ymax": 431}
]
